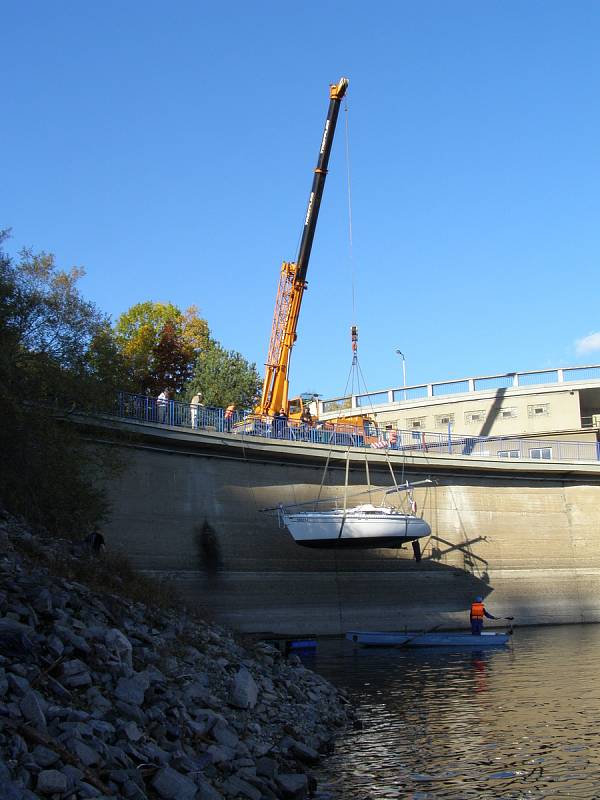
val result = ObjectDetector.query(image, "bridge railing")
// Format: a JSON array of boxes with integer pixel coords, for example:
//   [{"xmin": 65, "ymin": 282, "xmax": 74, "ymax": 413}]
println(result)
[{"xmin": 112, "ymin": 392, "xmax": 600, "ymax": 463}]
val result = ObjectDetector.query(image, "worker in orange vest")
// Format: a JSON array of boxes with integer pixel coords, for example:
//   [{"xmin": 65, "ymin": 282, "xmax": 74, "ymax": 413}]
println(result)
[{"xmin": 470, "ymin": 596, "xmax": 498, "ymax": 635}]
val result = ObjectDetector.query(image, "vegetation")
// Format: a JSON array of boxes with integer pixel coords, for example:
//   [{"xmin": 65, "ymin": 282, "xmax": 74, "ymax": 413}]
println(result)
[
  {"xmin": 0, "ymin": 231, "xmax": 121, "ymax": 536},
  {"xmin": 0, "ymin": 230, "xmax": 262, "ymax": 535}
]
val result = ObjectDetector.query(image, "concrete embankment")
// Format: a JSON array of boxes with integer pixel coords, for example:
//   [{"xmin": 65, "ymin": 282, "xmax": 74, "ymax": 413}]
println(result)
[
  {"xmin": 86, "ymin": 416, "xmax": 600, "ymax": 634},
  {"xmin": 0, "ymin": 509, "xmax": 354, "ymax": 800}
]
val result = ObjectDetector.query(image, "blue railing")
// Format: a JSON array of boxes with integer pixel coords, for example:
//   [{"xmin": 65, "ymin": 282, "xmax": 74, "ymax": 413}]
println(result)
[{"xmin": 111, "ymin": 392, "xmax": 600, "ymax": 464}]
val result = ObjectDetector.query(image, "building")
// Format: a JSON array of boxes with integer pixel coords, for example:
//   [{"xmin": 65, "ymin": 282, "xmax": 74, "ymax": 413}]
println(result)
[{"xmin": 317, "ymin": 365, "xmax": 600, "ymax": 457}]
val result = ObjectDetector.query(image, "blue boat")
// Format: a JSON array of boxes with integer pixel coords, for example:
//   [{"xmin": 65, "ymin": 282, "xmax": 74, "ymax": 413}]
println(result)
[{"xmin": 346, "ymin": 630, "xmax": 511, "ymax": 647}]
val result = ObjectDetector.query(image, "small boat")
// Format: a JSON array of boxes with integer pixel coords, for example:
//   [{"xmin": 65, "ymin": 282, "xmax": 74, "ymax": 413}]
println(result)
[
  {"xmin": 279, "ymin": 503, "xmax": 431, "ymax": 548},
  {"xmin": 346, "ymin": 630, "xmax": 511, "ymax": 647}
]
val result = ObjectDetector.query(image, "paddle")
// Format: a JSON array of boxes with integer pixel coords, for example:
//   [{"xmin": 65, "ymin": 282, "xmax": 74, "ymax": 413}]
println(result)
[{"xmin": 397, "ymin": 623, "xmax": 442, "ymax": 648}]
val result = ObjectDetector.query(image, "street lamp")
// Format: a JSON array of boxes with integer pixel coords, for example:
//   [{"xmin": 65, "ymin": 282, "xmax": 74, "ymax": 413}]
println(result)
[{"xmin": 395, "ymin": 349, "xmax": 406, "ymax": 400}]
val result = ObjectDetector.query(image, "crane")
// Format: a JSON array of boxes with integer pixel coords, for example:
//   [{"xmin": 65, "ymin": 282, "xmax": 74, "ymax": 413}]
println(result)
[{"xmin": 255, "ymin": 77, "xmax": 349, "ymax": 421}]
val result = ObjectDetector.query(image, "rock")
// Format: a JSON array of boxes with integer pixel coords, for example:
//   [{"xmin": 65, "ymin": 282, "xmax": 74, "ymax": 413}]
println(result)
[
  {"xmin": 7, "ymin": 673, "xmax": 30, "ymax": 696},
  {"xmin": 54, "ymin": 624, "xmax": 91, "ymax": 654},
  {"xmin": 212, "ymin": 720, "xmax": 239, "ymax": 749},
  {"xmin": 19, "ymin": 691, "xmax": 47, "ymax": 732},
  {"xmin": 67, "ymin": 738, "xmax": 102, "ymax": 767},
  {"xmin": 289, "ymin": 740, "xmax": 320, "ymax": 765},
  {"xmin": 276, "ymin": 773, "xmax": 308, "ymax": 799},
  {"xmin": 105, "ymin": 628, "xmax": 133, "ymax": 673},
  {"xmin": 152, "ymin": 766, "xmax": 198, "ymax": 800},
  {"xmin": 196, "ymin": 779, "xmax": 224, "ymax": 800},
  {"xmin": 229, "ymin": 668, "xmax": 258, "ymax": 710},
  {"xmin": 31, "ymin": 746, "xmax": 60, "ymax": 768},
  {"xmin": 123, "ymin": 721, "xmax": 143, "ymax": 742},
  {"xmin": 37, "ymin": 769, "xmax": 68, "ymax": 794},
  {"xmin": 256, "ymin": 757, "xmax": 278, "ymax": 779},
  {"xmin": 115, "ymin": 675, "xmax": 149, "ymax": 705},
  {"xmin": 0, "ymin": 621, "xmax": 34, "ymax": 656},
  {"xmin": 221, "ymin": 774, "xmax": 262, "ymax": 800}
]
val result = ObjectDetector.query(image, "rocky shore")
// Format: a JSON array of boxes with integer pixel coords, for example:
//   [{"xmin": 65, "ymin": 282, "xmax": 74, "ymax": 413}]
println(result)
[{"xmin": 0, "ymin": 510, "xmax": 354, "ymax": 800}]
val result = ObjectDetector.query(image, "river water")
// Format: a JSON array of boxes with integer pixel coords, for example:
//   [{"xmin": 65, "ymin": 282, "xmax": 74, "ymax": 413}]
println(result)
[{"xmin": 299, "ymin": 624, "xmax": 600, "ymax": 799}]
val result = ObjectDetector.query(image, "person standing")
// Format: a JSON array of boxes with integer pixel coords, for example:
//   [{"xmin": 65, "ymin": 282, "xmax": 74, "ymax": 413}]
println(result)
[
  {"xmin": 157, "ymin": 388, "xmax": 170, "ymax": 423},
  {"xmin": 470, "ymin": 596, "xmax": 498, "ymax": 635},
  {"xmin": 190, "ymin": 392, "xmax": 204, "ymax": 429},
  {"xmin": 224, "ymin": 403, "xmax": 236, "ymax": 432}
]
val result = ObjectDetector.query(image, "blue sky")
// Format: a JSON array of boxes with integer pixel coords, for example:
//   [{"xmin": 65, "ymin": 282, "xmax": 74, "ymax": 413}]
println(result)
[{"xmin": 3, "ymin": 1, "xmax": 600, "ymax": 400}]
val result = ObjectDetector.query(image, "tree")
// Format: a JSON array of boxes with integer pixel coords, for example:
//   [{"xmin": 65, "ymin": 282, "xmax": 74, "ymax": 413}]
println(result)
[
  {"xmin": 0, "ymin": 231, "xmax": 120, "ymax": 535},
  {"xmin": 114, "ymin": 301, "xmax": 208, "ymax": 394},
  {"xmin": 189, "ymin": 340, "xmax": 261, "ymax": 409},
  {"xmin": 149, "ymin": 320, "xmax": 194, "ymax": 394}
]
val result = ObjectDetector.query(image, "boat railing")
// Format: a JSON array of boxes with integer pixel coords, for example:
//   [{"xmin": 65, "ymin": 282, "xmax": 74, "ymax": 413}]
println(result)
[{"xmin": 111, "ymin": 392, "xmax": 600, "ymax": 464}]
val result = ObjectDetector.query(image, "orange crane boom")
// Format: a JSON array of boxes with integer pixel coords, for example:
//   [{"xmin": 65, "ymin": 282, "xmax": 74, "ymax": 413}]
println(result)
[{"xmin": 256, "ymin": 77, "xmax": 349, "ymax": 419}]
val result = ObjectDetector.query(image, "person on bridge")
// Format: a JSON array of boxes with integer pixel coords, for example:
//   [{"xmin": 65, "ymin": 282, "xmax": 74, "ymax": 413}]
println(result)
[{"xmin": 470, "ymin": 596, "xmax": 498, "ymax": 635}]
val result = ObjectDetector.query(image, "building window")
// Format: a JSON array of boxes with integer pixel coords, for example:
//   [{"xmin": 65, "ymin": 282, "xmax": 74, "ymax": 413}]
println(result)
[
  {"xmin": 498, "ymin": 449, "xmax": 521, "ymax": 459},
  {"xmin": 435, "ymin": 413, "xmax": 455, "ymax": 427},
  {"xmin": 407, "ymin": 417, "xmax": 426, "ymax": 429},
  {"xmin": 528, "ymin": 403, "xmax": 550, "ymax": 418},
  {"xmin": 465, "ymin": 410, "xmax": 485, "ymax": 424},
  {"xmin": 500, "ymin": 407, "xmax": 517, "ymax": 419},
  {"xmin": 529, "ymin": 447, "xmax": 552, "ymax": 459}
]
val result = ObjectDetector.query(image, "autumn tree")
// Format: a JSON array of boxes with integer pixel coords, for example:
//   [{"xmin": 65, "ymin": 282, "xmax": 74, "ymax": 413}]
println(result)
[
  {"xmin": 114, "ymin": 301, "xmax": 208, "ymax": 394},
  {"xmin": 148, "ymin": 320, "xmax": 194, "ymax": 394}
]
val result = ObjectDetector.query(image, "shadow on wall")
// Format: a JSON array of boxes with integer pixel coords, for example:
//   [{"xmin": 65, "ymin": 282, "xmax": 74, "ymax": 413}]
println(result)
[
  {"xmin": 194, "ymin": 520, "xmax": 222, "ymax": 577},
  {"xmin": 462, "ymin": 386, "xmax": 508, "ymax": 455}
]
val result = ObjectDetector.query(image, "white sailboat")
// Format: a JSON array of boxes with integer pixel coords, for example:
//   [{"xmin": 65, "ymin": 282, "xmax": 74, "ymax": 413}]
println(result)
[{"xmin": 277, "ymin": 480, "xmax": 433, "ymax": 552}]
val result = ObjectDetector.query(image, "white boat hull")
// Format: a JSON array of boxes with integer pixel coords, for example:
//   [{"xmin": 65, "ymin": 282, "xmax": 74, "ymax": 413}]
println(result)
[{"xmin": 281, "ymin": 508, "xmax": 431, "ymax": 548}]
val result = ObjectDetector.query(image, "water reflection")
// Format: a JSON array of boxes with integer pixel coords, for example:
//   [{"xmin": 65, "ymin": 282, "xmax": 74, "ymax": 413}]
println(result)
[{"xmin": 301, "ymin": 625, "xmax": 600, "ymax": 798}]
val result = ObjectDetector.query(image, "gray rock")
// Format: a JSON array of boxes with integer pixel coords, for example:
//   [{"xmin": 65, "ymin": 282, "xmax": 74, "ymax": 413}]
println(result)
[
  {"xmin": 54, "ymin": 624, "xmax": 91, "ymax": 654},
  {"xmin": 61, "ymin": 658, "xmax": 89, "ymax": 678},
  {"xmin": 46, "ymin": 675, "xmax": 72, "ymax": 700},
  {"xmin": 212, "ymin": 720, "xmax": 239, "ymax": 749},
  {"xmin": 37, "ymin": 769, "xmax": 68, "ymax": 794},
  {"xmin": 196, "ymin": 780, "xmax": 223, "ymax": 800},
  {"xmin": 289, "ymin": 740, "xmax": 320, "ymax": 765},
  {"xmin": 78, "ymin": 781, "xmax": 102, "ymax": 797},
  {"xmin": 105, "ymin": 628, "xmax": 133, "ymax": 672},
  {"xmin": 152, "ymin": 766, "xmax": 198, "ymax": 800},
  {"xmin": 48, "ymin": 635, "xmax": 65, "ymax": 658},
  {"xmin": 276, "ymin": 773, "xmax": 308, "ymax": 799},
  {"xmin": 31, "ymin": 746, "xmax": 60, "ymax": 768},
  {"xmin": 256, "ymin": 757, "xmax": 278, "ymax": 779},
  {"xmin": 7, "ymin": 672, "xmax": 30, "ymax": 696},
  {"xmin": 19, "ymin": 691, "xmax": 47, "ymax": 732},
  {"xmin": 0, "ymin": 620, "xmax": 34, "ymax": 656},
  {"xmin": 67, "ymin": 738, "xmax": 102, "ymax": 767},
  {"xmin": 115, "ymin": 675, "xmax": 149, "ymax": 705},
  {"xmin": 229, "ymin": 668, "xmax": 258, "ymax": 710},
  {"xmin": 221, "ymin": 775, "xmax": 262, "ymax": 800},
  {"xmin": 123, "ymin": 721, "xmax": 143, "ymax": 742},
  {"xmin": 206, "ymin": 743, "xmax": 235, "ymax": 764},
  {"xmin": 0, "ymin": 668, "xmax": 8, "ymax": 697},
  {"xmin": 62, "ymin": 670, "xmax": 92, "ymax": 688}
]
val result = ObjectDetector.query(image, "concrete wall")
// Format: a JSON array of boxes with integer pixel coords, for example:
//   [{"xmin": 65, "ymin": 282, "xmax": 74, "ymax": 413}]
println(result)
[{"xmin": 93, "ymin": 417, "xmax": 600, "ymax": 635}]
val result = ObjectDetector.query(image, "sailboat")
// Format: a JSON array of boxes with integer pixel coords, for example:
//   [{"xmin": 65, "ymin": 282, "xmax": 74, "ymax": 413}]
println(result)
[{"xmin": 277, "ymin": 480, "xmax": 432, "ymax": 550}]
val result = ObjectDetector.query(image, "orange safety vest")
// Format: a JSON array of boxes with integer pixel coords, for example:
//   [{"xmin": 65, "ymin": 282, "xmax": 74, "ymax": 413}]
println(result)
[
  {"xmin": 470, "ymin": 601, "xmax": 485, "ymax": 620},
  {"xmin": 224, "ymin": 405, "xmax": 235, "ymax": 419}
]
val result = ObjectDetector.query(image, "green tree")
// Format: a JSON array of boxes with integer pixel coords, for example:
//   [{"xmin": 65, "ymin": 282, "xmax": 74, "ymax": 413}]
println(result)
[
  {"xmin": 189, "ymin": 340, "xmax": 261, "ymax": 409},
  {"xmin": 0, "ymin": 231, "xmax": 120, "ymax": 535}
]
